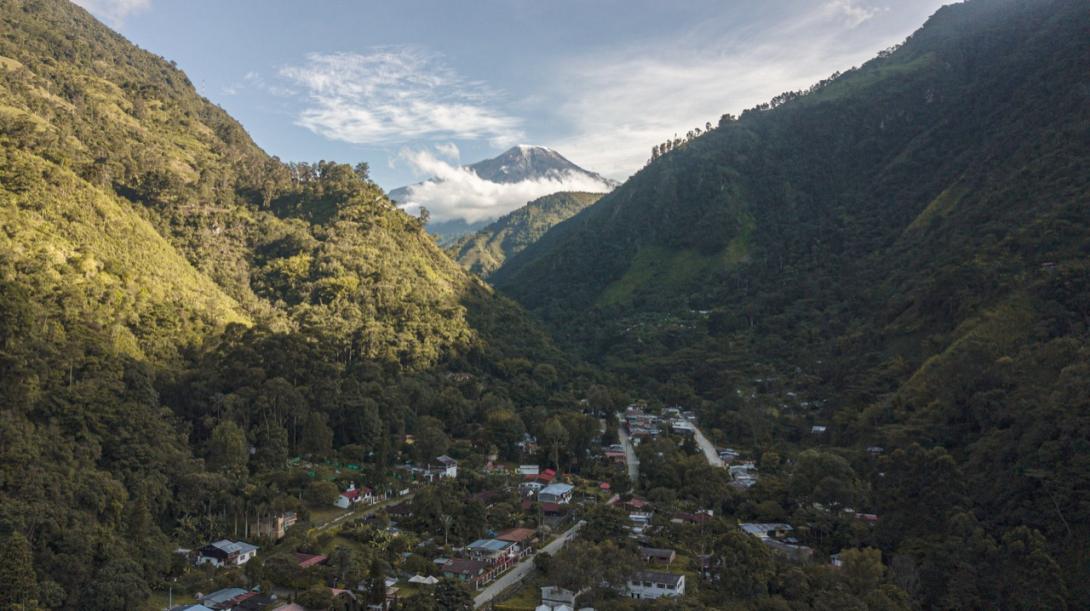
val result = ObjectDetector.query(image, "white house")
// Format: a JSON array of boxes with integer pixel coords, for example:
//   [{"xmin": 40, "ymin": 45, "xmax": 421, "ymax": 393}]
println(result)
[
  {"xmin": 195, "ymin": 540, "xmax": 258, "ymax": 567},
  {"xmin": 538, "ymin": 483, "xmax": 574, "ymax": 505},
  {"xmin": 335, "ymin": 483, "xmax": 373, "ymax": 509},
  {"xmin": 436, "ymin": 455, "xmax": 458, "ymax": 478},
  {"xmin": 626, "ymin": 571, "xmax": 685, "ymax": 599}
]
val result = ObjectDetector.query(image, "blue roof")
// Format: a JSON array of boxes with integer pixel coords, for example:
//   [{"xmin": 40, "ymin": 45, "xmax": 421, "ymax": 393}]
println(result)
[
  {"xmin": 540, "ymin": 483, "xmax": 574, "ymax": 495},
  {"xmin": 467, "ymin": 538, "xmax": 512, "ymax": 552}
]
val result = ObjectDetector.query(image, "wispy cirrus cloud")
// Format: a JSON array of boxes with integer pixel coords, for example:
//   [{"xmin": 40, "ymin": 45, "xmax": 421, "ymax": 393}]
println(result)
[
  {"xmin": 279, "ymin": 49, "xmax": 524, "ymax": 147},
  {"xmin": 548, "ymin": 0, "xmax": 941, "ymax": 180},
  {"xmin": 73, "ymin": 0, "xmax": 150, "ymax": 27},
  {"xmin": 823, "ymin": 0, "xmax": 884, "ymax": 28}
]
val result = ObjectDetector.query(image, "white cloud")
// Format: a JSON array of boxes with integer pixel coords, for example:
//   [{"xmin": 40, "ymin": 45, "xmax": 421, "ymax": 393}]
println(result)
[
  {"xmin": 73, "ymin": 0, "xmax": 150, "ymax": 27},
  {"xmin": 396, "ymin": 148, "xmax": 612, "ymax": 223},
  {"xmin": 434, "ymin": 142, "xmax": 461, "ymax": 161},
  {"xmin": 823, "ymin": 0, "xmax": 884, "ymax": 28},
  {"xmin": 279, "ymin": 49, "xmax": 524, "ymax": 146}
]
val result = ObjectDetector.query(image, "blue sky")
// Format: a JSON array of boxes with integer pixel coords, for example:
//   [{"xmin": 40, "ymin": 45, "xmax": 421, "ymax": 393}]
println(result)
[{"xmin": 76, "ymin": 0, "xmax": 948, "ymax": 193}]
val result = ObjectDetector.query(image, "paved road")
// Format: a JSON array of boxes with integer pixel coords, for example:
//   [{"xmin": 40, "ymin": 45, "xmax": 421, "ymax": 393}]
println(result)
[
  {"xmin": 474, "ymin": 520, "xmax": 585, "ymax": 608},
  {"xmin": 617, "ymin": 425, "xmax": 640, "ymax": 482},
  {"xmin": 689, "ymin": 420, "xmax": 724, "ymax": 468}
]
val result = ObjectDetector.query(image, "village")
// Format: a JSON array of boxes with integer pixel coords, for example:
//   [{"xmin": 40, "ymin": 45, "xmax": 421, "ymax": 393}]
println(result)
[{"xmin": 166, "ymin": 402, "xmax": 883, "ymax": 611}]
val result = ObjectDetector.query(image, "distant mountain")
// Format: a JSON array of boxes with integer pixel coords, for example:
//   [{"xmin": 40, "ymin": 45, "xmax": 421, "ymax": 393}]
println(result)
[
  {"xmin": 449, "ymin": 191, "xmax": 603, "ymax": 277},
  {"xmin": 496, "ymin": 0, "xmax": 1090, "ymax": 605},
  {"xmin": 464, "ymin": 145, "xmax": 618, "ymax": 185},
  {"xmin": 389, "ymin": 145, "xmax": 616, "ymax": 243}
]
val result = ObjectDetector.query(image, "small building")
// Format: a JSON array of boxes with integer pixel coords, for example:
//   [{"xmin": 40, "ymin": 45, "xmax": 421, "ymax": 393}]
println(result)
[
  {"xmin": 626, "ymin": 571, "xmax": 685, "ymax": 599},
  {"xmin": 195, "ymin": 540, "xmax": 258, "ymax": 567},
  {"xmin": 496, "ymin": 527, "xmax": 537, "ymax": 557},
  {"xmin": 335, "ymin": 483, "xmax": 373, "ymax": 509},
  {"xmin": 540, "ymin": 585, "xmax": 577, "ymax": 609},
  {"xmin": 538, "ymin": 483, "xmax": 574, "ymax": 505},
  {"xmin": 199, "ymin": 588, "xmax": 256, "ymax": 610},
  {"xmin": 640, "ymin": 547, "xmax": 677, "ymax": 565},
  {"xmin": 436, "ymin": 455, "xmax": 459, "ymax": 478},
  {"xmin": 739, "ymin": 523, "xmax": 793, "ymax": 540},
  {"xmin": 811, "ymin": 425, "xmax": 827, "ymax": 434},
  {"xmin": 294, "ymin": 552, "xmax": 327, "ymax": 569},
  {"xmin": 518, "ymin": 465, "xmax": 541, "ymax": 476},
  {"xmin": 442, "ymin": 558, "xmax": 490, "ymax": 589},
  {"xmin": 670, "ymin": 419, "xmax": 695, "ymax": 436}
]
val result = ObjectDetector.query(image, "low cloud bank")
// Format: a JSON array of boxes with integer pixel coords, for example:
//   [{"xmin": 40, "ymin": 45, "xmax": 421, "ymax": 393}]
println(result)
[{"xmin": 396, "ymin": 148, "xmax": 613, "ymax": 224}]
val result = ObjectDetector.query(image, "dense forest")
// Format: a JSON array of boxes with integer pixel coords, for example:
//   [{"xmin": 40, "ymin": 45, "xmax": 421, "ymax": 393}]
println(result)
[
  {"xmin": 449, "ymin": 192, "xmax": 602, "ymax": 278},
  {"xmin": 495, "ymin": 0, "xmax": 1090, "ymax": 607}
]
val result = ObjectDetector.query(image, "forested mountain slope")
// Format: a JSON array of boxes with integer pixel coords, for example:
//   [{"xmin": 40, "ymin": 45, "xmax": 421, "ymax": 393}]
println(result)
[
  {"xmin": 495, "ymin": 0, "xmax": 1090, "ymax": 605},
  {"xmin": 450, "ymin": 191, "xmax": 602, "ymax": 277},
  {"xmin": 0, "ymin": 2, "xmax": 576, "ymax": 608}
]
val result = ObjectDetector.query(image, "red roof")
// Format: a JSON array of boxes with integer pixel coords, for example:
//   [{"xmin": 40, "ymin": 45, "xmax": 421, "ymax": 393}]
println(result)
[
  {"xmin": 496, "ymin": 527, "xmax": 535, "ymax": 543},
  {"xmin": 342, "ymin": 488, "xmax": 360, "ymax": 500},
  {"xmin": 599, "ymin": 482, "xmax": 611, "ymax": 490},
  {"xmin": 294, "ymin": 552, "xmax": 328, "ymax": 568},
  {"xmin": 626, "ymin": 497, "xmax": 650, "ymax": 509}
]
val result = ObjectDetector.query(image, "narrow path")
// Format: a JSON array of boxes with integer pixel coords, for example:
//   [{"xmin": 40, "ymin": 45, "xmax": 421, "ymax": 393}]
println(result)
[
  {"xmin": 474, "ymin": 520, "xmax": 585, "ymax": 608},
  {"xmin": 315, "ymin": 493, "xmax": 413, "ymax": 531},
  {"xmin": 688, "ymin": 418, "xmax": 724, "ymax": 468}
]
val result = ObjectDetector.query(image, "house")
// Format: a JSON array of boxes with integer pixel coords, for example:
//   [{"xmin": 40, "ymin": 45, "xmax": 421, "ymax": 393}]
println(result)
[
  {"xmin": 199, "ymin": 588, "xmax": 257, "ymax": 610},
  {"xmin": 408, "ymin": 574, "xmax": 440, "ymax": 585},
  {"xmin": 441, "ymin": 558, "xmax": 490, "ymax": 588},
  {"xmin": 518, "ymin": 465, "xmax": 540, "ymax": 476},
  {"xmin": 465, "ymin": 538, "xmax": 516, "ymax": 565},
  {"xmin": 626, "ymin": 571, "xmax": 685, "ymax": 599},
  {"xmin": 252, "ymin": 511, "xmax": 296, "ymax": 540},
  {"xmin": 764, "ymin": 538, "xmax": 814, "ymax": 562},
  {"xmin": 294, "ymin": 552, "xmax": 327, "ymax": 569},
  {"xmin": 830, "ymin": 553, "xmax": 844, "ymax": 568},
  {"xmin": 524, "ymin": 467, "xmax": 557, "ymax": 486},
  {"xmin": 436, "ymin": 455, "xmax": 459, "ymax": 478},
  {"xmin": 335, "ymin": 483, "xmax": 373, "ymax": 509},
  {"xmin": 195, "ymin": 540, "xmax": 258, "ymax": 567},
  {"xmin": 670, "ymin": 419, "xmax": 695, "ymax": 436},
  {"xmin": 496, "ymin": 527, "xmax": 536, "ymax": 557},
  {"xmin": 538, "ymin": 483, "xmax": 574, "ymax": 505},
  {"xmin": 540, "ymin": 585, "xmax": 578, "ymax": 609},
  {"xmin": 811, "ymin": 425, "xmax": 827, "ymax": 434},
  {"xmin": 170, "ymin": 606, "xmax": 214, "ymax": 611},
  {"xmin": 640, "ymin": 547, "xmax": 677, "ymax": 565},
  {"xmin": 405, "ymin": 455, "xmax": 459, "ymax": 481},
  {"xmin": 739, "ymin": 523, "xmax": 793, "ymax": 540},
  {"xmin": 729, "ymin": 462, "xmax": 759, "ymax": 489}
]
